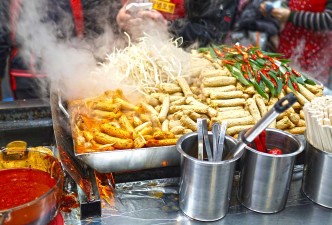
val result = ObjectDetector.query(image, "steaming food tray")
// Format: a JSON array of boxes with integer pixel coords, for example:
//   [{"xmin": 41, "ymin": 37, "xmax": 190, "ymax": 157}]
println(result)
[{"xmin": 56, "ymin": 94, "xmax": 180, "ymax": 173}]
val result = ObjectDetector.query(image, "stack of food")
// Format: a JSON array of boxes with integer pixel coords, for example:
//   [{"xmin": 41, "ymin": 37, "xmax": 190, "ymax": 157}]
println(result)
[{"xmin": 69, "ymin": 39, "xmax": 323, "ymax": 153}]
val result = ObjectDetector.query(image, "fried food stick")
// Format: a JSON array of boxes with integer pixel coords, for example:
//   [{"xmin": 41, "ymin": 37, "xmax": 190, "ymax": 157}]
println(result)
[
  {"xmin": 94, "ymin": 132, "xmax": 134, "ymax": 149},
  {"xmin": 101, "ymin": 123, "xmax": 132, "ymax": 139}
]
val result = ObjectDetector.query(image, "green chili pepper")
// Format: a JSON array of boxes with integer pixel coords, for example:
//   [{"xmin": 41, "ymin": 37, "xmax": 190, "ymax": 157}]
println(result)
[
  {"xmin": 288, "ymin": 79, "xmax": 296, "ymax": 92},
  {"xmin": 295, "ymin": 77, "xmax": 305, "ymax": 85},
  {"xmin": 304, "ymin": 79, "xmax": 316, "ymax": 85},
  {"xmin": 209, "ymin": 46, "xmax": 218, "ymax": 60},
  {"xmin": 278, "ymin": 59, "xmax": 291, "ymax": 64},
  {"xmin": 248, "ymin": 47, "xmax": 259, "ymax": 54},
  {"xmin": 256, "ymin": 58, "xmax": 266, "ymax": 66},
  {"xmin": 251, "ymin": 79, "xmax": 268, "ymax": 99},
  {"xmin": 261, "ymin": 73, "xmax": 276, "ymax": 97},
  {"xmin": 225, "ymin": 65, "xmax": 250, "ymax": 86},
  {"xmin": 279, "ymin": 65, "xmax": 287, "ymax": 74},
  {"xmin": 261, "ymin": 51, "xmax": 283, "ymax": 58},
  {"xmin": 276, "ymin": 79, "xmax": 283, "ymax": 95},
  {"xmin": 249, "ymin": 59, "xmax": 263, "ymax": 68}
]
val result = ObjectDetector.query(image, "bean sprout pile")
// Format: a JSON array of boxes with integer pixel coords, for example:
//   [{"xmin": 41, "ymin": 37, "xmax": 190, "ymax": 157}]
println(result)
[{"xmin": 96, "ymin": 34, "xmax": 192, "ymax": 94}]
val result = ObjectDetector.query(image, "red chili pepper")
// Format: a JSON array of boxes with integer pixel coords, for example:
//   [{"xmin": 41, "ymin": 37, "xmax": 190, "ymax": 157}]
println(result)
[
  {"xmin": 262, "ymin": 68, "xmax": 269, "ymax": 73},
  {"xmin": 248, "ymin": 65, "xmax": 254, "ymax": 76},
  {"xmin": 235, "ymin": 44, "xmax": 244, "ymax": 53},
  {"xmin": 251, "ymin": 54, "xmax": 257, "ymax": 60},
  {"xmin": 256, "ymin": 71, "xmax": 261, "ymax": 83},
  {"xmin": 284, "ymin": 72, "xmax": 290, "ymax": 84},
  {"xmin": 243, "ymin": 53, "xmax": 249, "ymax": 63},
  {"xmin": 222, "ymin": 60, "xmax": 234, "ymax": 66},
  {"xmin": 270, "ymin": 78, "xmax": 277, "ymax": 87},
  {"xmin": 292, "ymin": 68, "xmax": 301, "ymax": 77},
  {"xmin": 259, "ymin": 130, "xmax": 267, "ymax": 152},
  {"xmin": 214, "ymin": 48, "xmax": 224, "ymax": 57},
  {"xmin": 283, "ymin": 84, "xmax": 288, "ymax": 91},
  {"xmin": 271, "ymin": 63, "xmax": 279, "ymax": 70},
  {"xmin": 262, "ymin": 71, "xmax": 278, "ymax": 87},
  {"xmin": 268, "ymin": 148, "xmax": 283, "ymax": 155},
  {"xmin": 244, "ymin": 73, "xmax": 250, "ymax": 80},
  {"xmin": 241, "ymin": 64, "xmax": 247, "ymax": 72},
  {"xmin": 254, "ymin": 137, "xmax": 265, "ymax": 152},
  {"xmin": 256, "ymin": 50, "xmax": 264, "ymax": 58},
  {"xmin": 292, "ymin": 82, "xmax": 299, "ymax": 91}
]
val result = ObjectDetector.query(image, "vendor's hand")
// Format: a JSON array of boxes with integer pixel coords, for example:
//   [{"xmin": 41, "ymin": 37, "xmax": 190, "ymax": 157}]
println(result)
[
  {"xmin": 259, "ymin": 2, "xmax": 291, "ymax": 23},
  {"xmin": 259, "ymin": 2, "xmax": 270, "ymax": 17},
  {"xmin": 136, "ymin": 10, "xmax": 167, "ymax": 25},
  {"xmin": 271, "ymin": 7, "xmax": 291, "ymax": 23},
  {"xmin": 116, "ymin": 4, "xmax": 167, "ymax": 31},
  {"xmin": 116, "ymin": 4, "xmax": 133, "ymax": 31}
]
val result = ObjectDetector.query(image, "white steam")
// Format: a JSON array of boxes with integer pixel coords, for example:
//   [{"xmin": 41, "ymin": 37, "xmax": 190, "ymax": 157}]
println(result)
[
  {"xmin": 14, "ymin": 0, "xmax": 124, "ymax": 100},
  {"xmin": 12, "ymin": 0, "xmax": 187, "ymax": 100}
]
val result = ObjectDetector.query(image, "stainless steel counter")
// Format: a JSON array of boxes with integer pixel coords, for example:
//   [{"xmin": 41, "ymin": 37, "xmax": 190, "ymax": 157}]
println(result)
[
  {"xmin": 63, "ymin": 169, "xmax": 332, "ymax": 225},
  {"xmin": 1, "ymin": 99, "xmax": 330, "ymax": 225}
]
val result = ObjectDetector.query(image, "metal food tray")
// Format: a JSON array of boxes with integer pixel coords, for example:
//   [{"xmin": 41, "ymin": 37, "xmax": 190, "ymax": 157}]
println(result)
[
  {"xmin": 55, "ymin": 92, "xmax": 180, "ymax": 173},
  {"xmin": 74, "ymin": 145, "xmax": 180, "ymax": 173}
]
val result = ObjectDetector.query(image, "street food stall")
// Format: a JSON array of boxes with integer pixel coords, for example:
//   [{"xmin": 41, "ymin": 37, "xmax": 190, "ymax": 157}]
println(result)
[{"xmin": 1, "ymin": 37, "xmax": 332, "ymax": 225}]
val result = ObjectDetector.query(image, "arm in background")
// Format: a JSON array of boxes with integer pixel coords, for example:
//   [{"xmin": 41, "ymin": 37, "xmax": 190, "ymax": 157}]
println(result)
[{"xmin": 287, "ymin": 0, "xmax": 332, "ymax": 30}]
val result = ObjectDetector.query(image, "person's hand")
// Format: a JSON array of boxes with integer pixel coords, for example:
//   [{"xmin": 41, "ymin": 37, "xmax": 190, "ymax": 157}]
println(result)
[
  {"xmin": 259, "ymin": 2, "xmax": 271, "ymax": 17},
  {"xmin": 271, "ymin": 7, "xmax": 291, "ymax": 23},
  {"xmin": 259, "ymin": 2, "xmax": 291, "ymax": 23},
  {"xmin": 116, "ymin": 4, "xmax": 167, "ymax": 31}
]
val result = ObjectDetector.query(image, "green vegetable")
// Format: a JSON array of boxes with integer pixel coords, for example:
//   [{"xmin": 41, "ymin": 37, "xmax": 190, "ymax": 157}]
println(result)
[
  {"xmin": 288, "ymin": 79, "xmax": 296, "ymax": 92},
  {"xmin": 225, "ymin": 65, "xmax": 250, "ymax": 86},
  {"xmin": 251, "ymin": 79, "xmax": 268, "ymax": 99},
  {"xmin": 304, "ymin": 79, "xmax": 316, "ymax": 85},
  {"xmin": 261, "ymin": 73, "xmax": 276, "ymax": 97}
]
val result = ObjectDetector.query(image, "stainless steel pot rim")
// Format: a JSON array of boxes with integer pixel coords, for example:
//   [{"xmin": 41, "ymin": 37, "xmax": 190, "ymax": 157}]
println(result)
[
  {"xmin": 304, "ymin": 133, "xmax": 332, "ymax": 157},
  {"xmin": 176, "ymin": 132, "xmax": 241, "ymax": 165},
  {"xmin": 240, "ymin": 128, "xmax": 305, "ymax": 158}
]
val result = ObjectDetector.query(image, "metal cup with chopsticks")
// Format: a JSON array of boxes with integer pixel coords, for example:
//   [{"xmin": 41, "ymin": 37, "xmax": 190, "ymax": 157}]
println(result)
[
  {"xmin": 302, "ymin": 96, "xmax": 332, "ymax": 208},
  {"xmin": 176, "ymin": 121, "xmax": 240, "ymax": 221}
]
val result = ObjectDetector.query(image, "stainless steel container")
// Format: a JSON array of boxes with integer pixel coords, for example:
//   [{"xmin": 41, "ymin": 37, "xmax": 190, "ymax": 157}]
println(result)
[
  {"xmin": 302, "ymin": 138, "xmax": 332, "ymax": 208},
  {"xmin": 238, "ymin": 128, "xmax": 304, "ymax": 213},
  {"xmin": 176, "ymin": 132, "xmax": 240, "ymax": 221}
]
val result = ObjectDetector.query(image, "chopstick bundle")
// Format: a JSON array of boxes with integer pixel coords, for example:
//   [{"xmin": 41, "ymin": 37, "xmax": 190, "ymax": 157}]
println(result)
[{"xmin": 303, "ymin": 96, "xmax": 332, "ymax": 153}]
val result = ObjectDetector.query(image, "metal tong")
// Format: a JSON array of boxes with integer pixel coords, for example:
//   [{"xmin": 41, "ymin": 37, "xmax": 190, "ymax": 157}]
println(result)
[
  {"xmin": 197, "ymin": 119, "xmax": 228, "ymax": 161},
  {"xmin": 225, "ymin": 92, "xmax": 298, "ymax": 160},
  {"xmin": 197, "ymin": 118, "xmax": 212, "ymax": 161}
]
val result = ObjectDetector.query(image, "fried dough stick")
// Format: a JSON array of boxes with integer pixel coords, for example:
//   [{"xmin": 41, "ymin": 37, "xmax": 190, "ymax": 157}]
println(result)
[
  {"xmin": 101, "ymin": 123, "xmax": 132, "ymax": 139},
  {"xmin": 94, "ymin": 132, "xmax": 134, "ymax": 149}
]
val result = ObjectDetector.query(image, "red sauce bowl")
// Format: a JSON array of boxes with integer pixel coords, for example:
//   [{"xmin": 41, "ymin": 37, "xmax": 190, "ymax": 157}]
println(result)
[{"xmin": 0, "ymin": 149, "xmax": 64, "ymax": 225}]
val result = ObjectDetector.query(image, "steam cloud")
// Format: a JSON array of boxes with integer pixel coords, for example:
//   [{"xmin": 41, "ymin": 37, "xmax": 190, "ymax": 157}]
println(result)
[
  {"xmin": 1, "ymin": 0, "xmax": 185, "ymax": 101},
  {"xmin": 11, "ymin": 0, "xmax": 123, "ymax": 100},
  {"xmin": 7, "ymin": 0, "xmax": 170, "ymax": 100}
]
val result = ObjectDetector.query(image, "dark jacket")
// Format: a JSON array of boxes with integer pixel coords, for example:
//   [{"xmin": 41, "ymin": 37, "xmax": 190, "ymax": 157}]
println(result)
[
  {"xmin": 234, "ymin": 0, "xmax": 280, "ymax": 36},
  {"xmin": 169, "ymin": 0, "xmax": 238, "ymax": 47},
  {"xmin": 0, "ymin": 0, "xmax": 121, "ymax": 99}
]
